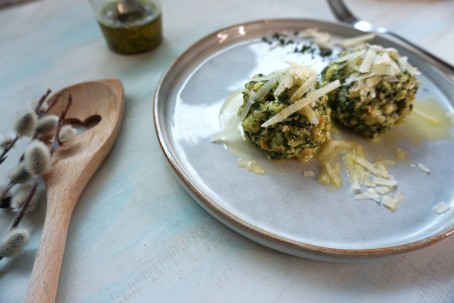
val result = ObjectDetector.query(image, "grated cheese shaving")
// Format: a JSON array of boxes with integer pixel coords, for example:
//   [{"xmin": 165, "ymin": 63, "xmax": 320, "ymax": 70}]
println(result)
[
  {"xmin": 382, "ymin": 192, "xmax": 404, "ymax": 212},
  {"xmin": 303, "ymin": 170, "xmax": 315, "ymax": 177},
  {"xmin": 303, "ymin": 106, "xmax": 319, "ymax": 124},
  {"xmin": 262, "ymin": 80, "xmax": 340, "ymax": 127},
  {"xmin": 416, "ymin": 163, "xmax": 431, "ymax": 174},
  {"xmin": 336, "ymin": 33, "xmax": 375, "ymax": 48},
  {"xmin": 413, "ymin": 108, "xmax": 440, "ymax": 126},
  {"xmin": 290, "ymin": 74, "xmax": 317, "ymax": 101},
  {"xmin": 353, "ymin": 156, "xmax": 387, "ymax": 178},
  {"xmin": 355, "ymin": 191, "xmax": 380, "ymax": 202},
  {"xmin": 395, "ymin": 148, "xmax": 408, "ymax": 161},
  {"xmin": 359, "ymin": 48, "xmax": 377, "ymax": 73},
  {"xmin": 375, "ymin": 186, "xmax": 390, "ymax": 195},
  {"xmin": 255, "ymin": 76, "xmax": 280, "ymax": 100},
  {"xmin": 236, "ymin": 159, "xmax": 265, "ymax": 175},
  {"xmin": 433, "ymin": 201, "xmax": 450, "ymax": 214},
  {"xmin": 373, "ymin": 176, "xmax": 397, "ymax": 187},
  {"xmin": 325, "ymin": 162, "xmax": 342, "ymax": 187}
]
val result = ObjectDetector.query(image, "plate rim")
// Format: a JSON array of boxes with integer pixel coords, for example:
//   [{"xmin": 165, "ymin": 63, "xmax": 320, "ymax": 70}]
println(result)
[{"xmin": 153, "ymin": 18, "xmax": 454, "ymax": 259}]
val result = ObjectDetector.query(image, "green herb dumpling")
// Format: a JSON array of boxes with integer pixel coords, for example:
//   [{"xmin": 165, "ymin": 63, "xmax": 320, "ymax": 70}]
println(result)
[
  {"xmin": 240, "ymin": 63, "xmax": 340, "ymax": 160},
  {"xmin": 322, "ymin": 44, "xmax": 419, "ymax": 140}
]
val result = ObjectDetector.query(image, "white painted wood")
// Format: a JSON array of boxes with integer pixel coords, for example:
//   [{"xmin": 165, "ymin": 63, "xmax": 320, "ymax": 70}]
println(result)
[{"xmin": 0, "ymin": 0, "xmax": 453, "ymax": 302}]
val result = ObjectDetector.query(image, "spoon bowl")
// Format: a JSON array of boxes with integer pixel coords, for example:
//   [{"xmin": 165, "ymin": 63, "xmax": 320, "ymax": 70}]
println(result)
[{"xmin": 25, "ymin": 79, "xmax": 124, "ymax": 303}]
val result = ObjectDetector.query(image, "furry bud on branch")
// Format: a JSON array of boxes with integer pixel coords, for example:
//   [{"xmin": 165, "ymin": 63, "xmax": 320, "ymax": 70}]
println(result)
[
  {"xmin": 0, "ymin": 229, "xmax": 29, "ymax": 258},
  {"xmin": 25, "ymin": 140, "xmax": 51, "ymax": 175},
  {"xmin": 14, "ymin": 111, "xmax": 37, "ymax": 137},
  {"xmin": 8, "ymin": 162, "xmax": 32, "ymax": 184},
  {"xmin": 35, "ymin": 115, "xmax": 58, "ymax": 136}
]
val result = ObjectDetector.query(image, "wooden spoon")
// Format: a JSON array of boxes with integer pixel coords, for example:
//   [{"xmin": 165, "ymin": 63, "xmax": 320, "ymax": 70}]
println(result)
[{"xmin": 25, "ymin": 79, "xmax": 124, "ymax": 303}]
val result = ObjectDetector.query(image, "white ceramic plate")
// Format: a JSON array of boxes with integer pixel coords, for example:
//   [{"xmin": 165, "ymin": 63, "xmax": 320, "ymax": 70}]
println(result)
[{"xmin": 154, "ymin": 19, "xmax": 454, "ymax": 261}]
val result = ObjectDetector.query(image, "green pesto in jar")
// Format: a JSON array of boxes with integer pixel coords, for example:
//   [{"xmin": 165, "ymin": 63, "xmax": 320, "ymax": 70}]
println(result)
[{"xmin": 97, "ymin": 1, "xmax": 162, "ymax": 55}]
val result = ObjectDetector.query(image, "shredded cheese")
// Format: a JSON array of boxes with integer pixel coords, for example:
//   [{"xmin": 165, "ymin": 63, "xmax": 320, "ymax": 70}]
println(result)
[
  {"xmin": 303, "ymin": 170, "xmax": 315, "ymax": 177},
  {"xmin": 382, "ymin": 192, "xmax": 404, "ymax": 212},
  {"xmin": 416, "ymin": 163, "xmax": 431, "ymax": 174},
  {"xmin": 413, "ymin": 108, "xmax": 440, "ymax": 126},
  {"xmin": 236, "ymin": 159, "xmax": 265, "ymax": 175},
  {"xmin": 433, "ymin": 202, "xmax": 450, "ymax": 214},
  {"xmin": 336, "ymin": 33, "xmax": 375, "ymax": 48},
  {"xmin": 262, "ymin": 80, "xmax": 340, "ymax": 127}
]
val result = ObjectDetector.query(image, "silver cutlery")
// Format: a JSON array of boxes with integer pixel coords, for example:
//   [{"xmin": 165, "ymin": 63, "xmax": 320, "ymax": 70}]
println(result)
[{"xmin": 327, "ymin": 0, "xmax": 454, "ymax": 74}]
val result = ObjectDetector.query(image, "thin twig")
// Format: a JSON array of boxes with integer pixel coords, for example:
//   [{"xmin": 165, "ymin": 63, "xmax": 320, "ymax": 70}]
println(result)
[
  {"xmin": 1, "ymin": 90, "xmax": 73, "ymax": 263},
  {"xmin": 34, "ymin": 89, "xmax": 51, "ymax": 115},
  {"xmin": 1, "ymin": 89, "xmax": 52, "ymax": 166},
  {"xmin": 44, "ymin": 91, "xmax": 63, "ymax": 115},
  {"xmin": 10, "ymin": 176, "xmax": 42, "ymax": 230},
  {"xmin": 0, "ymin": 180, "xmax": 16, "ymax": 203},
  {"xmin": 0, "ymin": 136, "xmax": 19, "ymax": 165},
  {"xmin": 52, "ymin": 95, "xmax": 72, "ymax": 155}
]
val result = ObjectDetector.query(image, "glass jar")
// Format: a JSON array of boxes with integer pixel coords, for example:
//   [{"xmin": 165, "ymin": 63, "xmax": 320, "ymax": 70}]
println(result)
[{"xmin": 88, "ymin": 0, "xmax": 163, "ymax": 55}]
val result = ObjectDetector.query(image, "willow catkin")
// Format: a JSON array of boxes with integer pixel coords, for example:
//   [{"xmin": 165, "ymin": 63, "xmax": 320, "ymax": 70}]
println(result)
[
  {"xmin": 0, "ymin": 229, "xmax": 29, "ymax": 257},
  {"xmin": 35, "ymin": 115, "xmax": 58, "ymax": 136},
  {"xmin": 10, "ymin": 184, "xmax": 39, "ymax": 211},
  {"xmin": 25, "ymin": 140, "xmax": 51, "ymax": 175},
  {"xmin": 59, "ymin": 125, "xmax": 77, "ymax": 144},
  {"xmin": 8, "ymin": 162, "xmax": 32, "ymax": 184},
  {"xmin": 14, "ymin": 111, "xmax": 37, "ymax": 137}
]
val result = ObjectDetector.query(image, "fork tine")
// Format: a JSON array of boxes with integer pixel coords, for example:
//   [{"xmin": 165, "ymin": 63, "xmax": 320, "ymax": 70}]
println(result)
[{"xmin": 326, "ymin": 0, "xmax": 358, "ymax": 24}]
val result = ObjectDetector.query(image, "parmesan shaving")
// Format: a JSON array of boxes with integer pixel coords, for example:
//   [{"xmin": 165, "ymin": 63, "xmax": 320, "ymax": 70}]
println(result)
[
  {"xmin": 211, "ymin": 90, "xmax": 256, "ymax": 143},
  {"xmin": 353, "ymin": 156, "xmax": 386, "ymax": 178},
  {"xmin": 238, "ymin": 90, "xmax": 256, "ymax": 122},
  {"xmin": 383, "ymin": 193, "xmax": 404, "ymax": 212},
  {"xmin": 336, "ymin": 33, "xmax": 375, "ymax": 48},
  {"xmin": 413, "ymin": 108, "xmax": 440, "ymax": 125},
  {"xmin": 262, "ymin": 80, "xmax": 340, "ymax": 127},
  {"xmin": 395, "ymin": 148, "xmax": 408, "ymax": 161},
  {"xmin": 416, "ymin": 163, "xmax": 431, "ymax": 174},
  {"xmin": 355, "ymin": 191, "xmax": 380, "ymax": 201},
  {"xmin": 255, "ymin": 76, "xmax": 279, "ymax": 100},
  {"xmin": 375, "ymin": 186, "xmax": 390, "ymax": 195},
  {"xmin": 325, "ymin": 162, "xmax": 342, "ymax": 187},
  {"xmin": 303, "ymin": 170, "xmax": 315, "ymax": 177},
  {"xmin": 373, "ymin": 177, "xmax": 397, "ymax": 187},
  {"xmin": 303, "ymin": 106, "xmax": 319, "ymax": 124},
  {"xmin": 433, "ymin": 201, "xmax": 450, "ymax": 214},
  {"xmin": 290, "ymin": 74, "xmax": 317, "ymax": 101},
  {"xmin": 236, "ymin": 159, "xmax": 265, "ymax": 175},
  {"xmin": 298, "ymin": 28, "xmax": 332, "ymax": 48},
  {"xmin": 274, "ymin": 73, "xmax": 294, "ymax": 98},
  {"xmin": 359, "ymin": 48, "xmax": 376, "ymax": 73}
]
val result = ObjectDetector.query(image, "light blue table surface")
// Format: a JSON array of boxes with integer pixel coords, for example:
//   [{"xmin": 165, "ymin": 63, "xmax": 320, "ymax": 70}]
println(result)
[{"xmin": 0, "ymin": 0, "xmax": 453, "ymax": 302}]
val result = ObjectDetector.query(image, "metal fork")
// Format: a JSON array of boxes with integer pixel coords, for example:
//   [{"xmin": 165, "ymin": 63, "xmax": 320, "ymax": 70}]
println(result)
[{"xmin": 327, "ymin": 0, "xmax": 454, "ymax": 74}]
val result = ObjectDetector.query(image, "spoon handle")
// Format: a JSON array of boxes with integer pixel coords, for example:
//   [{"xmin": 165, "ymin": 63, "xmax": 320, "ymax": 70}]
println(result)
[{"xmin": 25, "ymin": 197, "xmax": 75, "ymax": 303}]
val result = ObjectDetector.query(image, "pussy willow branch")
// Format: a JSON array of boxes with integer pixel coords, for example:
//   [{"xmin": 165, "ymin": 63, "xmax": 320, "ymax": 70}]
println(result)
[
  {"xmin": 34, "ymin": 89, "xmax": 51, "ymax": 115},
  {"xmin": 52, "ymin": 95, "xmax": 72, "ymax": 154},
  {"xmin": 44, "ymin": 91, "xmax": 63, "ymax": 116},
  {"xmin": 1, "ymin": 94, "xmax": 71, "ymax": 226},
  {"xmin": 5, "ymin": 96, "xmax": 72, "ymax": 231},
  {"xmin": 0, "ymin": 89, "xmax": 52, "ymax": 166},
  {"xmin": 0, "ymin": 90, "xmax": 69, "ymax": 262},
  {"xmin": 9, "ymin": 176, "xmax": 42, "ymax": 230},
  {"xmin": 0, "ymin": 180, "xmax": 16, "ymax": 205},
  {"xmin": 0, "ymin": 136, "xmax": 19, "ymax": 165}
]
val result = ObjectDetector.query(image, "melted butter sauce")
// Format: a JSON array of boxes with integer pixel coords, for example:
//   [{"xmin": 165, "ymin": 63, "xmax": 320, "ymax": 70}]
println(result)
[
  {"xmin": 217, "ymin": 90, "xmax": 269, "ymax": 174},
  {"xmin": 385, "ymin": 97, "xmax": 454, "ymax": 146},
  {"xmin": 217, "ymin": 91, "xmax": 454, "ymax": 177}
]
